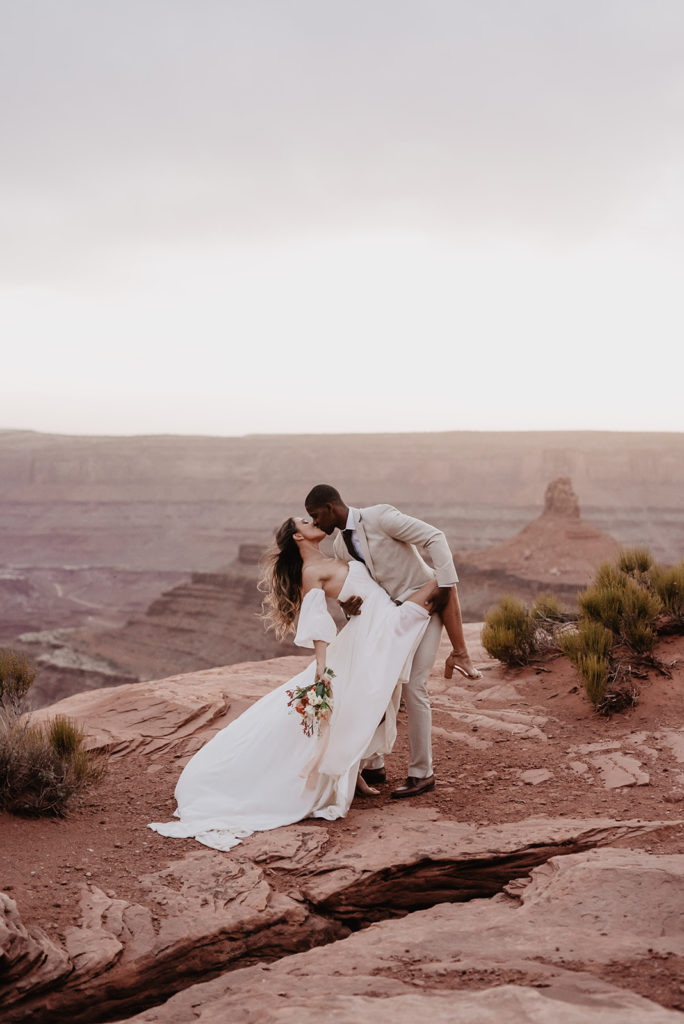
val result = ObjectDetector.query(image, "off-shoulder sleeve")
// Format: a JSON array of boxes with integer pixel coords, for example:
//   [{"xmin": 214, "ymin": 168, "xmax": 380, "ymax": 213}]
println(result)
[{"xmin": 294, "ymin": 588, "xmax": 338, "ymax": 649}]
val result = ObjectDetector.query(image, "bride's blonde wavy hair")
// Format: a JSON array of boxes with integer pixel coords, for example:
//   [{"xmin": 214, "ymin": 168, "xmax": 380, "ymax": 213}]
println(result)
[{"xmin": 259, "ymin": 517, "xmax": 304, "ymax": 640}]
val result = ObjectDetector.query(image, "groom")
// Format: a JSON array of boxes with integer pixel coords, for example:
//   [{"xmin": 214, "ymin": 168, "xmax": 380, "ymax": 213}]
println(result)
[{"xmin": 304, "ymin": 483, "xmax": 475, "ymax": 799}]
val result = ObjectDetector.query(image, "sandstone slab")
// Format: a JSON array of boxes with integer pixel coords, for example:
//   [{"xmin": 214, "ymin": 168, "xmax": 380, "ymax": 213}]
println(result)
[
  {"xmin": 2, "ymin": 849, "xmax": 343, "ymax": 1024},
  {"xmin": 119, "ymin": 847, "xmax": 684, "ymax": 1024},
  {"xmin": 591, "ymin": 752, "xmax": 650, "ymax": 789},
  {"xmin": 126, "ymin": 985, "xmax": 682, "ymax": 1024},
  {"xmin": 0, "ymin": 893, "xmax": 71, "ymax": 1002},
  {"xmin": 5, "ymin": 816, "xmax": 679, "ymax": 1023},
  {"xmin": 32, "ymin": 656, "xmax": 310, "ymax": 762},
  {"xmin": 520, "ymin": 768, "xmax": 554, "ymax": 785}
]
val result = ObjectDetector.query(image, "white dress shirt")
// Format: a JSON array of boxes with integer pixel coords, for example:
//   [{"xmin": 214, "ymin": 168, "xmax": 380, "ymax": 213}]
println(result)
[{"xmin": 344, "ymin": 507, "xmax": 364, "ymax": 560}]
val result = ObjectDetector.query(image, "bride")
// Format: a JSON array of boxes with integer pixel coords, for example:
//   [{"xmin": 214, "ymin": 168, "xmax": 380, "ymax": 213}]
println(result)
[{"xmin": 149, "ymin": 516, "xmax": 462, "ymax": 851}]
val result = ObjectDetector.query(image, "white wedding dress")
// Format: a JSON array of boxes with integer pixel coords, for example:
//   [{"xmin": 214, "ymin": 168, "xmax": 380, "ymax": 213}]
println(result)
[{"xmin": 148, "ymin": 561, "xmax": 430, "ymax": 851}]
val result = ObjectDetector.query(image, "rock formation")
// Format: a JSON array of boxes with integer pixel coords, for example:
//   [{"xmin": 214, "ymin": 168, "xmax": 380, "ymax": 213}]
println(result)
[
  {"xmin": 453, "ymin": 477, "xmax": 622, "ymax": 616},
  {"xmin": 4, "ymin": 427, "xmax": 684, "ymax": 706},
  {"xmin": 462, "ymin": 477, "xmax": 619, "ymax": 585},
  {"xmin": 2, "ymin": 430, "xmax": 683, "ymax": 570},
  {"xmin": 70, "ymin": 550, "xmax": 300, "ymax": 686},
  {"xmin": 19, "ymin": 547, "xmax": 301, "ymax": 707},
  {"xmin": 544, "ymin": 475, "xmax": 581, "ymax": 518}
]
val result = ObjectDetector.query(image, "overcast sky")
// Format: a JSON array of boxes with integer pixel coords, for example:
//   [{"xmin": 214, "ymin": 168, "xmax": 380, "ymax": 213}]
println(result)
[{"xmin": 2, "ymin": 1, "xmax": 683, "ymax": 435}]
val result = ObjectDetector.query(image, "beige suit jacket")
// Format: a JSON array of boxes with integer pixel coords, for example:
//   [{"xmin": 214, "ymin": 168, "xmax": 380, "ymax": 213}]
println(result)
[{"xmin": 332, "ymin": 504, "xmax": 458, "ymax": 603}]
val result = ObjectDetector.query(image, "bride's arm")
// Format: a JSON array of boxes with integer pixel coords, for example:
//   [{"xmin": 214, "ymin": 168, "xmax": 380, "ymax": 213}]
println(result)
[
  {"xmin": 294, "ymin": 589, "xmax": 338, "ymax": 675},
  {"xmin": 312, "ymin": 640, "xmax": 329, "ymax": 683}
]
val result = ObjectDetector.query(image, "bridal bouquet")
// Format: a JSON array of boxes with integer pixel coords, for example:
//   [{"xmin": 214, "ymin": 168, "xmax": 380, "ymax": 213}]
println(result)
[{"xmin": 286, "ymin": 668, "xmax": 335, "ymax": 738}]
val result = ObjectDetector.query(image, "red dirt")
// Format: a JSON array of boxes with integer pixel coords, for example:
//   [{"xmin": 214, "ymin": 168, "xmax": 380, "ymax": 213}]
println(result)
[{"xmin": 1, "ymin": 634, "xmax": 683, "ymax": 1009}]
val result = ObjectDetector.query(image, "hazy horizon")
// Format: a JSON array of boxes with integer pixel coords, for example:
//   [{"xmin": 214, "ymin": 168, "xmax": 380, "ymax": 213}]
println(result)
[
  {"xmin": 2, "ymin": 424, "xmax": 683, "ymax": 441},
  {"xmin": 3, "ymin": 2, "xmax": 684, "ymax": 436}
]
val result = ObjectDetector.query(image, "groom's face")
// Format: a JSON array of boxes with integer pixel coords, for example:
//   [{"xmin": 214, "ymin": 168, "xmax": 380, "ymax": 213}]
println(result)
[{"xmin": 306, "ymin": 502, "xmax": 337, "ymax": 535}]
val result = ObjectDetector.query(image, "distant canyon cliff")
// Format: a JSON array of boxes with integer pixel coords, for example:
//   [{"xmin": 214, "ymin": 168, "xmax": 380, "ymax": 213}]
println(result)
[
  {"xmin": 1, "ymin": 430, "xmax": 682, "ymax": 707},
  {"xmin": 2, "ymin": 429, "xmax": 683, "ymax": 569}
]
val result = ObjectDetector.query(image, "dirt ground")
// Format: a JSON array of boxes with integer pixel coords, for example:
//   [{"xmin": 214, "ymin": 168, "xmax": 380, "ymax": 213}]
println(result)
[{"xmin": 1, "ymin": 632, "xmax": 683, "ymax": 1010}]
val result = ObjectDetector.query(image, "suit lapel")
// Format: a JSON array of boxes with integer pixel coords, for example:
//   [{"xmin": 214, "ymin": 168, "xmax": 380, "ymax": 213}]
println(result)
[{"xmin": 354, "ymin": 509, "xmax": 375, "ymax": 577}]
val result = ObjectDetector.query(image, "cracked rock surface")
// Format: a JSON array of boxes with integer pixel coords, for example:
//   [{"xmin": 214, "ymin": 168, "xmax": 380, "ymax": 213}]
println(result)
[
  {"xmin": 122, "ymin": 846, "xmax": 684, "ymax": 1023},
  {"xmin": 2, "ymin": 626, "xmax": 684, "ymax": 1020}
]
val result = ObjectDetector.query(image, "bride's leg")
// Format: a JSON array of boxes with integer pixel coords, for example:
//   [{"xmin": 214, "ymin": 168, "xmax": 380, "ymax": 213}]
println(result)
[
  {"xmin": 405, "ymin": 582, "xmax": 482, "ymax": 680},
  {"xmin": 440, "ymin": 587, "xmax": 482, "ymax": 679},
  {"xmin": 358, "ymin": 774, "xmax": 378, "ymax": 798}
]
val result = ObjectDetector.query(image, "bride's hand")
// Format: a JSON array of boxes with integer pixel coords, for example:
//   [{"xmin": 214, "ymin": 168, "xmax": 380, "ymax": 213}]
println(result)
[
  {"xmin": 340, "ymin": 595, "xmax": 363, "ymax": 619},
  {"xmin": 315, "ymin": 664, "xmax": 327, "ymax": 684}
]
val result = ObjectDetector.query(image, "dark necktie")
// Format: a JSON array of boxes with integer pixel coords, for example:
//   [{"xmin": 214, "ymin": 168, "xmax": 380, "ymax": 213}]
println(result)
[{"xmin": 342, "ymin": 529, "xmax": 365, "ymax": 564}]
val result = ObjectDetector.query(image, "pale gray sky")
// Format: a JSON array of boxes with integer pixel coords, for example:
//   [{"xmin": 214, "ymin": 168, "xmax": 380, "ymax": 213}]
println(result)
[{"xmin": 2, "ymin": 1, "xmax": 683, "ymax": 434}]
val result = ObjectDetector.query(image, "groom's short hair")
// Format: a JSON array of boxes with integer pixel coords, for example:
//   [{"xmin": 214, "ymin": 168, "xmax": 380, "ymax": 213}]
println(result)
[{"xmin": 305, "ymin": 483, "xmax": 342, "ymax": 507}]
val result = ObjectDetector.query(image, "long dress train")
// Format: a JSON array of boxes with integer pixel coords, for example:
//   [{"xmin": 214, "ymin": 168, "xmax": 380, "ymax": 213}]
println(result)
[{"xmin": 148, "ymin": 561, "xmax": 430, "ymax": 851}]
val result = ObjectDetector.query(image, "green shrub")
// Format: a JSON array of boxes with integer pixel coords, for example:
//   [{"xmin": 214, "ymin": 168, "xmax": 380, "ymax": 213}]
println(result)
[
  {"xmin": 0, "ymin": 648, "xmax": 105, "ymax": 817},
  {"xmin": 576, "ymin": 652, "xmax": 609, "ymax": 707},
  {"xmin": 593, "ymin": 562, "xmax": 626, "ymax": 592},
  {"xmin": 578, "ymin": 584, "xmax": 623, "ymax": 634},
  {"xmin": 48, "ymin": 715, "xmax": 85, "ymax": 759},
  {"xmin": 558, "ymin": 620, "xmax": 612, "ymax": 706},
  {"xmin": 619, "ymin": 582, "xmax": 662, "ymax": 653},
  {"xmin": 558, "ymin": 620, "xmax": 613, "ymax": 667},
  {"xmin": 0, "ymin": 650, "xmax": 36, "ymax": 712},
  {"xmin": 578, "ymin": 570, "xmax": 662, "ymax": 652},
  {"xmin": 564, "ymin": 546, "xmax": 682, "ymax": 712},
  {"xmin": 0, "ymin": 716, "xmax": 104, "ymax": 817},
  {"xmin": 651, "ymin": 561, "xmax": 684, "ymax": 617},
  {"xmin": 486, "ymin": 547, "xmax": 681, "ymax": 713},
  {"xmin": 618, "ymin": 547, "xmax": 654, "ymax": 575},
  {"xmin": 530, "ymin": 593, "xmax": 564, "ymax": 621},
  {"xmin": 481, "ymin": 597, "xmax": 535, "ymax": 666}
]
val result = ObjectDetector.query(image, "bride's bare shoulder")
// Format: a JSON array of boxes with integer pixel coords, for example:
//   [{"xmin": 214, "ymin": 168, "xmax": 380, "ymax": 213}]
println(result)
[
  {"xmin": 301, "ymin": 563, "xmax": 327, "ymax": 594},
  {"xmin": 301, "ymin": 558, "xmax": 348, "ymax": 595}
]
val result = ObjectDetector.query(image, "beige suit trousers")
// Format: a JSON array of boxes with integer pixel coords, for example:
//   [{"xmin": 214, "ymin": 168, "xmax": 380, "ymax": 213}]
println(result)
[
  {"xmin": 339, "ymin": 504, "xmax": 457, "ymax": 780},
  {"xmin": 363, "ymin": 611, "xmax": 441, "ymax": 779}
]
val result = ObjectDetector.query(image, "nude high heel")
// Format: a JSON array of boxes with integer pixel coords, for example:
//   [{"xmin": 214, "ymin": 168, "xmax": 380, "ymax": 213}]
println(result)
[{"xmin": 444, "ymin": 651, "xmax": 482, "ymax": 680}]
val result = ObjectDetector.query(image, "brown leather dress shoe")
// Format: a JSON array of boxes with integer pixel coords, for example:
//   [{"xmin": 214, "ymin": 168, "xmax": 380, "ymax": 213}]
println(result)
[
  {"xmin": 391, "ymin": 774, "xmax": 435, "ymax": 799},
  {"xmin": 361, "ymin": 767, "xmax": 386, "ymax": 786}
]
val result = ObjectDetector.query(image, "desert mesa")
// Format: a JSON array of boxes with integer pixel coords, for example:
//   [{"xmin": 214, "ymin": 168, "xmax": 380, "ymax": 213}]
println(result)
[{"xmin": 2, "ymin": 429, "xmax": 684, "ymax": 707}]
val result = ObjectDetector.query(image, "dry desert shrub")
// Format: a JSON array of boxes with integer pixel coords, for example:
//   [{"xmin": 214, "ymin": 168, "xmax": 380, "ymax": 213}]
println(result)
[
  {"xmin": 558, "ymin": 619, "xmax": 613, "ymax": 666},
  {"xmin": 566, "ymin": 547, "xmax": 681, "ymax": 710},
  {"xmin": 651, "ymin": 561, "xmax": 684, "ymax": 619},
  {"xmin": 0, "ymin": 649, "xmax": 105, "ymax": 817},
  {"xmin": 481, "ymin": 596, "xmax": 536, "ymax": 666},
  {"xmin": 482, "ymin": 593, "xmax": 574, "ymax": 666},
  {"xmin": 579, "ymin": 554, "xmax": 663, "ymax": 654},
  {"xmin": 0, "ymin": 648, "xmax": 37, "ymax": 713},
  {"xmin": 530, "ymin": 592, "xmax": 565, "ymax": 622},
  {"xmin": 617, "ymin": 546, "xmax": 653, "ymax": 576},
  {"xmin": 576, "ymin": 652, "xmax": 609, "ymax": 707},
  {"xmin": 558, "ymin": 620, "xmax": 614, "ymax": 707},
  {"xmin": 483, "ymin": 547, "xmax": 682, "ymax": 714}
]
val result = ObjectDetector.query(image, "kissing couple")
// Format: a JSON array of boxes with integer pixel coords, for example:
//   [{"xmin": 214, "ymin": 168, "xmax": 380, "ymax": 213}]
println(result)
[{"xmin": 149, "ymin": 485, "xmax": 481, "ymax": 851}]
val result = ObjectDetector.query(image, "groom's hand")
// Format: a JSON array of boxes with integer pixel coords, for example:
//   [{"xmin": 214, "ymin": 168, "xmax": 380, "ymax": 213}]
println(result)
[
  {"xmin": 426, "ymin": 586, "xmax": 451, "ymax": 615},
  {"xmin": 340, "ymin": 596, "xmax": 363, "ymax": 619}
]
